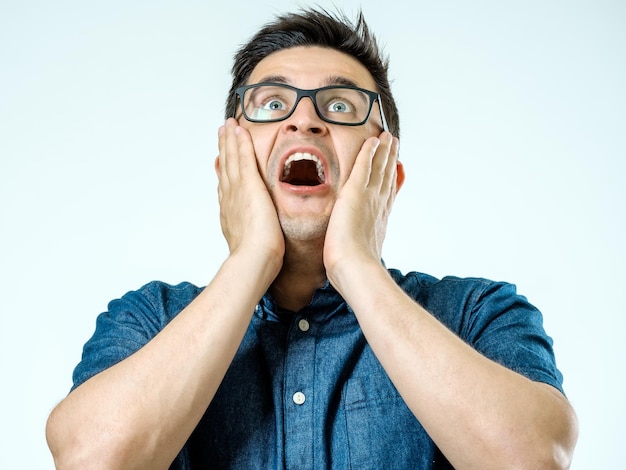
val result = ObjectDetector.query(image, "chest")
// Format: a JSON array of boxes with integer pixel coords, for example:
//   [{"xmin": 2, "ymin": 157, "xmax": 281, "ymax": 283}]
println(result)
[{"xmin": 180, "ymin": 312, "xmax": 451, "ymax": 469}]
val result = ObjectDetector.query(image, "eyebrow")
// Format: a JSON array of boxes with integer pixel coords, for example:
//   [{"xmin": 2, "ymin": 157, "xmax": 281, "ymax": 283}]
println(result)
[
  {"xmin": 253, "ymin": 74, "xmax": 360, "ymax": 89},
  {"xmin": 326, "ymin": 75, "xmax": 359, "ymax": 88}
]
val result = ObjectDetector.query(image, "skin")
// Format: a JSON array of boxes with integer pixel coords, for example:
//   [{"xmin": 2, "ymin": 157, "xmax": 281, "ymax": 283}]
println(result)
[{"xmin": 46, "ymin": 46, "xmax": 577, "ymax": 469}]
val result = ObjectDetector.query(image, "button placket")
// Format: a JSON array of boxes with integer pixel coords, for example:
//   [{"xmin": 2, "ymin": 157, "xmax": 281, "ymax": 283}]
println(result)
[{"xmin": 283, "ymin": 314, "xmax": 317, "ymax": 468}]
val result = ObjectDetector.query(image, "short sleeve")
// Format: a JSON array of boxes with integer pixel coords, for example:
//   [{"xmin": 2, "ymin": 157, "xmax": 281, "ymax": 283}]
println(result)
[
  {"xmin": 464, "ymin": 281, "xmax": 565, "ymax": 394},
  {"xmin": 391, "ymin": 271, "xmax": 566, "ymax": 396},
  {"xmin": 71, "ymin": 281, "xmax": 202, "ymax": 391}
]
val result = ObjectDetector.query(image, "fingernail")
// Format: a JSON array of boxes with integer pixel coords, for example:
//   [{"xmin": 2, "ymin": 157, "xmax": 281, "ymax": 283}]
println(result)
[{"xmin": 218, "ymin": 126, "xmax": 225, "ymax": 137}]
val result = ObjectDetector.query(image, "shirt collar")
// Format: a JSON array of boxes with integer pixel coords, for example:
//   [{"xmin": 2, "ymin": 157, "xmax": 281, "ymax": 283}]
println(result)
[{"xmin": 255, "ymin": 279, "xmax": 346, "ymax": 324}]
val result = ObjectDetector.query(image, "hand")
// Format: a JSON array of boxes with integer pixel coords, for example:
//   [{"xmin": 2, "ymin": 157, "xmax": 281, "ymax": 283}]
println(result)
[
  {"xmin": 216, "ymin": 119, "xmax": 285, "ymax": 266},
  {"xmin": 323, "ymin": 132, "xmax": 401, "ymax": 285}
]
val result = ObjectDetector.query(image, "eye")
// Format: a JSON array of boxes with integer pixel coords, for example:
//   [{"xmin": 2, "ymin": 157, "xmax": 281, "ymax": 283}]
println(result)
[
  {"xmin": 327, "ymin": 100, "xmax": 353, "ymax": 113},
  {"xmin": 261, "ymin": 99, "xmax": 286, "ymax": 111}
]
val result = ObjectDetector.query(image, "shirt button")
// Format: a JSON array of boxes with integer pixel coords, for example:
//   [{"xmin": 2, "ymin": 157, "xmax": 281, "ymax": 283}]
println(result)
[
  {"xmin": 298, "ymin": 318, "xmax": 310, "ymax": 332},
  {"xmin": 292, "ymin": 391, "xmax": 306, "ymax": 405}
]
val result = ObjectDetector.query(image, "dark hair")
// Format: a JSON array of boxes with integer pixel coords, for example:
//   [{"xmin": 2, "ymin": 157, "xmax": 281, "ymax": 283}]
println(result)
[{"xmin": 225, "ymin": 8, "xmax": 399, "ymax": 137}]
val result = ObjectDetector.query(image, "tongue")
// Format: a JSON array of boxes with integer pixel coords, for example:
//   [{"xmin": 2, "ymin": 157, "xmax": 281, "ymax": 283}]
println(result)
[{"xmin": 283, "ymin": 160, "xmax": 322, "ymax": 186}]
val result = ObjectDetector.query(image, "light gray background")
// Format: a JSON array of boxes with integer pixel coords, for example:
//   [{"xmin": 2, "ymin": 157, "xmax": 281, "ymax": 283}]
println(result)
[{"xmin": 1, "ymin": 0, "xmax": 624, "ymax": 467}]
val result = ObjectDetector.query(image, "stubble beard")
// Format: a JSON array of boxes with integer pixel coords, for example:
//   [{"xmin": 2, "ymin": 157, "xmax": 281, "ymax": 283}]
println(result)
[
  {"xmin": 278, "ymin": 210, "xmax": 330, "ymax": 244},
  {"xmin": 277, "ymin": 210, "xmax": 329, "ymax": 275}
]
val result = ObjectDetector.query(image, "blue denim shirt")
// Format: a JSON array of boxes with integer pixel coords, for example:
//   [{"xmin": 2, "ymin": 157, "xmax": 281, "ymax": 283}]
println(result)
[{"xmin": 73, "ymin": 269, "xmax": 564, "ymax": 469}]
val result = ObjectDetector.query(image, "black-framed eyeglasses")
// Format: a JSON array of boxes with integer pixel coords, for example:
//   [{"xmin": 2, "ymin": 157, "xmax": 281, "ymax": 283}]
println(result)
[{"xmin": 234, "ymin": 82, "xmax": 388, "ymax": 132}]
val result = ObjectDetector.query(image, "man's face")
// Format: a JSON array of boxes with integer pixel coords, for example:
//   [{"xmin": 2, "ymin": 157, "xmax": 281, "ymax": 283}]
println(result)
[{"xmin": 237, "ymin": 46, "xmax": 389, "ymax": 242}]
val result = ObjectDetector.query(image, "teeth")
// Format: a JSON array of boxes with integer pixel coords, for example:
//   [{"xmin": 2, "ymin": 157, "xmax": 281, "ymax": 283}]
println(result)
[{"xmin": 282, "ymin": 152, "xmax": 326, "ymax": 183}]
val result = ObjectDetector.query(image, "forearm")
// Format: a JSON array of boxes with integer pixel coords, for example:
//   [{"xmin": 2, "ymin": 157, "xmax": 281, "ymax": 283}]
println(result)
[
  {"xmin": 329, "ymin": 260, "xmax": 578, "ymax": 469},
  {"xmin": 46, "ymin": 251, "xmax": 281, "ymax": 470}
]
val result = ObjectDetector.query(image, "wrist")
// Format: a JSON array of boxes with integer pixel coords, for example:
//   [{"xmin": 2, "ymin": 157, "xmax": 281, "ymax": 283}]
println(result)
[
  {"xmin": 227, "ymin": 247, "xmax": 283, "ymax": 289},
  {"xmin": 327, "ymin": 256, "xmax": 387, "ymax": 298}
]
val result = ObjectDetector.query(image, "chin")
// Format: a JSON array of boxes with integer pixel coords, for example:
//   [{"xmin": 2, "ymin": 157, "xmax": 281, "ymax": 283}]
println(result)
[{"xmin": 279, "ymin": 215, "xmax": 329, "ymax": 243}]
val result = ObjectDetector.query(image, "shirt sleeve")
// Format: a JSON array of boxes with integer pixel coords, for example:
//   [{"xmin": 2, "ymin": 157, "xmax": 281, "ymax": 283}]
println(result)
[
  {"xmin": 462, "ymin": 280, "xmax": 565, "ymax": 395},
  {"xmin": 70, "ymin": 281, "xmax": 200, "ymax": 391},
  {"xmin": 396, "ymin": 271, "xmax": 566, "ymax": 396}
]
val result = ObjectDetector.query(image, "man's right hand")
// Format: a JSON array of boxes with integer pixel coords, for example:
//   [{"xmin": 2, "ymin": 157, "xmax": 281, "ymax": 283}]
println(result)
[{"xmin": 216, "ymin": 118, "xmax": 285, "ymax": 268}]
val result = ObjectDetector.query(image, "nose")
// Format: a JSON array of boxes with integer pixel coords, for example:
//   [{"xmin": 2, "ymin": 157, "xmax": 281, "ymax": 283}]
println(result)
[{"xmin": 281, "ymin": 96, "xmax": 328, "ymax": 135}]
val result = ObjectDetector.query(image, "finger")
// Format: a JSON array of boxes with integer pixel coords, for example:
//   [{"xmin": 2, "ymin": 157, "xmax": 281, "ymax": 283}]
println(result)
[
  {"xmin": 217, "ymin": 119, "xmax": 244, "ymax": 186},
  {"xmin": 349, "ymin": 136, "xmax": 380, "ymax": 189},
  {"xmin": 217, "ymin": 123, "xmax": 227, "ymax": 183},
  {"xmin": 381, "ymin": 136, "xmax": 399, "ymax": 198},
  {"xmin": 234, "ymin": 125, "xmax": 260, "ymax": 177},
  {"xmin": 368, "ymin": 132, "xmax": 393, "ymax": 189},
  {"xmin": 217, "ymin": 124, "xmax": 237, "ymax": 210},
  {"xmin": 223, "ymin": 118, "xmax": 243, "ymax": 180}
]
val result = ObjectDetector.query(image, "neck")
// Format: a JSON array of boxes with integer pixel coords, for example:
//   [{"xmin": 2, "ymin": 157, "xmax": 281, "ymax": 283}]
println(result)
[{"xmin": 270, "ymin": 238, "xmax": 326, "ymax": 312}]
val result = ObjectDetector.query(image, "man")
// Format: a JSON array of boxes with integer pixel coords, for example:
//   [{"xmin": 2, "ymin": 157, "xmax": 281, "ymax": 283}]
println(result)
[{"xmin": 46, "ymin": 8, "xmax": 578, "ymax": 469}]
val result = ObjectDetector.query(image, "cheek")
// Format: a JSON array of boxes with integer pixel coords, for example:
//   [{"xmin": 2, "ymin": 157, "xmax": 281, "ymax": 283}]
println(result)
[
  {"xmin": 332, "ymin": 135, "xmax": 367, "ymax": 180},
  {"xmin": 244, "ymin": 127, "xmax": 275, "ymax": 173}
]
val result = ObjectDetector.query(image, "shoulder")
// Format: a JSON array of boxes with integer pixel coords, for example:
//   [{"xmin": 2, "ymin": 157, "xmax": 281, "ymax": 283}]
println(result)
[
  {"xmin": 132, "ymin": 280, "xmax": 204, "ymax": 309},
  {"xmin": 387, "ymin": 269, "xmax": 505, "ymax": 303},
  {"xmin": 386, "ymin": 268, "xmax": 536, "ymax": 332},
  {"xmin": 106, "ymin": 280, "xmax": 204, "ymax": 328}
]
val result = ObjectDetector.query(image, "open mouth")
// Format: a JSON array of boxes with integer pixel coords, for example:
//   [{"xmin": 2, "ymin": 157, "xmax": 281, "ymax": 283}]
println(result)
[{"xmin": 281, "ymin": 152, "xmax": 326, "ymax": 186}]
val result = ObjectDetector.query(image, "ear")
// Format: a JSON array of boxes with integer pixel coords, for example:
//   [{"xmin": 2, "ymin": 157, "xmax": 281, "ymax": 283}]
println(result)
[
  {"xmin": 214, "ymin": 156, "xmax": 220, "ymax": 177},
  {"xmin": 395, "ymin": 160, "xmax": 405, "ymax": 193}
]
